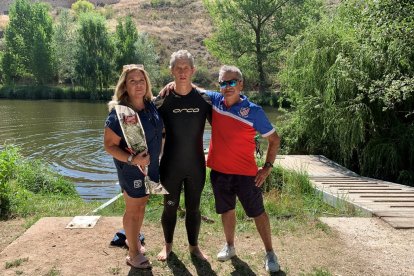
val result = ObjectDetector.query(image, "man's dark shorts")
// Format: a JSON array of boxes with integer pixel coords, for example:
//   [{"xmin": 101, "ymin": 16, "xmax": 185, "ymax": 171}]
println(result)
[{"xmin": 210, "ymin": 170, "xmax": 265, "ymax": 218}]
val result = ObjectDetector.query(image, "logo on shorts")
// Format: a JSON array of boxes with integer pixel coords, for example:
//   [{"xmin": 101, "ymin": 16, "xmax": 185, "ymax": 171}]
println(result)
[
  {"xmin": 167, "ymin": 200, "xmax": 175, "ymax": 206},
  {"xmin": 239, "ymin": 107, "xmax": 250, "ymax": 118},
  {"xmin": 134, "ymin": 180, "xmax": 142, "ymax": 188}
]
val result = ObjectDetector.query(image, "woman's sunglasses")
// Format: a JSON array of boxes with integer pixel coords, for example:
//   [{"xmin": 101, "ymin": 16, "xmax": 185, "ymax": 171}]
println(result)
[{"xmin": 219, "ymin": 79, "xmax": 239, "ymax": 89}]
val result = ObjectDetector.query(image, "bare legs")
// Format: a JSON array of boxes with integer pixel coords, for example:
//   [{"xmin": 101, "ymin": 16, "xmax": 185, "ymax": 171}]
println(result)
[
  {"xmin": 221, "ymin": 210, "xmax": 273, "ymax": 252},
  {"xmin": 157, "ymin": 243, "xmax": 208, "ymax": 261},
  {"xmin": 253, "ymin": 212, "xmax": 273, "ymax": 252},
  {"xmin": 157, "ymin": 242, "xmax": 172, "ymax": 261},
  {"xmin": 123, "ymin": 192, "xmax": 148, "ymax": 258},
  {"xmin": 189, "ymin": 245, "xmax": 208, "ymax": 260},
  {"xmin": 221, "ymin": 209, "xmax": 236, "ymax": 247}
]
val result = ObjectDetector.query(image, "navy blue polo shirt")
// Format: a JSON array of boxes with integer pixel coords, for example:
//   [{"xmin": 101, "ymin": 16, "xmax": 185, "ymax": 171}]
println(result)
[{"xmin": 105, "ymin": 101, "xmax": 163, "ymax": 197}]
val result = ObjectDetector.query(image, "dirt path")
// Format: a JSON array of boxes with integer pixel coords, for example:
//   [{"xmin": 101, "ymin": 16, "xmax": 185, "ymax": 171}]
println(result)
[{"xmin": 0, "ymin": 217, "xmax": 413, "ymax": 275}]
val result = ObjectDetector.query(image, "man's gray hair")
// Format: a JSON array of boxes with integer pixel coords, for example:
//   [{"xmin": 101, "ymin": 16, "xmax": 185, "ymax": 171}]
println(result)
[
  {"xmin": 219, "ymin": 65, "xmax": 243, "ymax": 81},
  {"xmin": 169, "ymin": 50, "xmax": 195, "ymax": 69}
]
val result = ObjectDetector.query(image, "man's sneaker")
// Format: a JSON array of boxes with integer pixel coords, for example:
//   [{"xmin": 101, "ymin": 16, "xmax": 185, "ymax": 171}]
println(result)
[
  {"xmin": 217, "ymin": 244, "xmax": 236, "ymax": 261},
  {"xmin": 265, "ymin": 251, "xmax": 280, "ymax": 272}
]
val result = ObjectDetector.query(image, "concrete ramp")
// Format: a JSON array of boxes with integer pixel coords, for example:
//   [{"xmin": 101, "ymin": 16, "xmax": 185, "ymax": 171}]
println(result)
[{"xmin": 0, "ymin": 217, "xmax": 131, "ymax": 276}]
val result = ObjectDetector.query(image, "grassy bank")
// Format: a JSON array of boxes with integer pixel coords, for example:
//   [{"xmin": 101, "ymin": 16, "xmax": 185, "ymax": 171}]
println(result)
[
  {"xmin": 0, "ymin": 145, "xmax": 101, "ymax": 225},
  {"xmin": 0, "ymin": 85, "xmax": 284, "ymax": 107},
  {"xmin": 99, "ymin": 164, "xmax": 358, "ymax": 235},
  {"xmin": 0, "ymin": 85, "xmax": 113, "ymax": 101},
  {"xmin": 1, "ymin": 144, "xmax": 358, "ymax": 228},
  {"xmin": 95, "ymin": 165, "xmax": 355, "ymax": 276},
  {"xmin": 1, "ymin": 145, "xmax": 362, "ymax": 275}
]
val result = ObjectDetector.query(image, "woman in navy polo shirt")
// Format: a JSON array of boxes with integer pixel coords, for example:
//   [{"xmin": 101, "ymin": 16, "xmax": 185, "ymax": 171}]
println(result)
[{"xmin": 104, "ymin": 64, "xmax": 163, "ymax": 269}]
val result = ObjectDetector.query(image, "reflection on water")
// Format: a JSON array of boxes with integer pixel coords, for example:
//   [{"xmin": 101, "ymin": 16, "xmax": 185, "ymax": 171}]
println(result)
[
  {"xmin": 0, "ymin": 100, "xmax": 119, "ymax": 201},
  {"xmin": 0, "ymin": 100, "xmax": 280, "ymax": 201}
]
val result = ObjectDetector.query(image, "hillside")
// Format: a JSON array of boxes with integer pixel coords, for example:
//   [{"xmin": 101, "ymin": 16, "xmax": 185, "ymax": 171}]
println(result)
[
  {"xmin": 0, "ymin": 0, "xmax": 341, "ymax": 70},
  {"xmin": 0, "ymin": 0, "xmax": 218, "ymax": 68},
  {"xmin": 108, "ymin": 0, "xmax": 217, "ymax": 67},
  {"xmin": 0, "ymin": 0, "xmax": 119, "ymax": 12}
]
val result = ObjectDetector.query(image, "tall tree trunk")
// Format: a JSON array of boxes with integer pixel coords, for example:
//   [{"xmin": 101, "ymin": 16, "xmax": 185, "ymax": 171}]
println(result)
[{"xmin": 255, "ymin": 27, "xmax": 267, "ymax": 93}]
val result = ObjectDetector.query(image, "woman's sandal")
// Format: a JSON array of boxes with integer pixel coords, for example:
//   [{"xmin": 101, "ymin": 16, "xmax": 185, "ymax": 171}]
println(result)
[
  {"xmin": 126, "ymin": 253, "xmax": 151, "ymax": 269},
  {"xmin": 125, "ymin": 239, "xmax": 146, "ymax": 254}
]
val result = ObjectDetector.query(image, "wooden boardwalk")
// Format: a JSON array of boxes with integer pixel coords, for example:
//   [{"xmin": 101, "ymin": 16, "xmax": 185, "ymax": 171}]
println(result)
[{"xmin": 275, "ymin": 155, "xmax": 414, "ymax": 229}]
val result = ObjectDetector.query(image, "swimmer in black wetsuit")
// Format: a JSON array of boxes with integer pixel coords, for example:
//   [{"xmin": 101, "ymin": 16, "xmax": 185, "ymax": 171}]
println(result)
[{"xmin": 154, "ymin": 50, "xmax": 211, "ymax": 261}]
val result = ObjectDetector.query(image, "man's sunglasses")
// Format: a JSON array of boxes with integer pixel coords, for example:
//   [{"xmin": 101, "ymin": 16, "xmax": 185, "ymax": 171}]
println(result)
[{"xmin": 219, "ymin": 79, "xmax": 239, "ymax": 89}]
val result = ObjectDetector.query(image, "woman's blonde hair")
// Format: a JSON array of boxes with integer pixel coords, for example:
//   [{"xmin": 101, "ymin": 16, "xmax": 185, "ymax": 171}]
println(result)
[{"xmin": 108, "ymin": 64, "xmax": 153, "ymax": 111}]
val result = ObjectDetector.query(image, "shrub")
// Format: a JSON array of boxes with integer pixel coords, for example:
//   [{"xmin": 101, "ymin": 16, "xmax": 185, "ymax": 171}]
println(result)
[
  {"xmin": 16, "ymin": 161, "xmax": 77, "ymax": 195},
  {"xmin": 0, "ymin": 145, "xmax": 78, "ymax": 218},
  {"xmin": 0, "ymin": 145, "xmax": 19, "ymax": 183},
  {"xmin": 149, "ymin": 0, "xmax": 171, "ymax": 8},
  {"xmin": 244, "ymin": 91, "xmax": 279, "ymax": 107},
  {"xmin": 279, "ymin": 0, "xmax": 414, "ymax": 185},
  {"xmin": 71, "ymin": 0, "xmax": 94, "ymax": 15}
]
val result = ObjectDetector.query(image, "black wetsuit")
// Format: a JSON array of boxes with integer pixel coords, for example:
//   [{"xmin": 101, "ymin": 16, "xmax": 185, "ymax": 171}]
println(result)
[{"xmin": 154, "ymin": 88, "xmax": 211, "ymax": 246}]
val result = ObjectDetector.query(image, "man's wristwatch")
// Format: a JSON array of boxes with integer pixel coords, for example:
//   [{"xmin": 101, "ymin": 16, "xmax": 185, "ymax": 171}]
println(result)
[
  {"xmin": 263, "ymin": 161, "xmax": 274, "ymax": 169},
  {"xmin": 127, "ymin": 154, "xmax": 134, "ymax": 165}
]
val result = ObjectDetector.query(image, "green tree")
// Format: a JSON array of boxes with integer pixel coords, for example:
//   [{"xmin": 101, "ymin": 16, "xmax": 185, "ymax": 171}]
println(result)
[
  {"xmin": 133, "ymin": 33, "xmax": 159, "ymax": 85},
  {"xmin": 203, "ymin": 0, "xmax": 322, "ymax": 92},
  {"xmin": 30, "ymin": 3, "xmax": 54, "ymax": 85},
  {"xmin": 1, "ymin": 0, "xmax": 53, "ymax": 84},
  {"xmin": 114, "ymin": 16, "xmax": 139, "ymax": 71},
  {"xmin": 115, "ymin": 17, "xmax": 164, "ymax": 89},
  {"xmin": 75, "ymin": 12, "xmax": 114, "ymax": 97},
  {"xmin": 114, "ymin": 17, "xmax": 159, "ymax": 88},
  {"xmin": 0, "ymin": 52, "xmax": 3, "ymax": 84},
  {"xmin": 2, "ymin": 0, "xmax": 34, "ymax": 83},
  {"xmin": 279, "ymin": 0, "xmax": 414, "ymax": 185},
  {"xmin": 53, "ymin": 10, "xmax": 77, "ymax": 84}
]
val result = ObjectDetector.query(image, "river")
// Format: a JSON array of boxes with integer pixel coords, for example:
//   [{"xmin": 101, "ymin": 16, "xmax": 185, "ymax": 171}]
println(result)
[{"xmin": 0, "ymin": 99, "xmax": 281, "ymax": 201}]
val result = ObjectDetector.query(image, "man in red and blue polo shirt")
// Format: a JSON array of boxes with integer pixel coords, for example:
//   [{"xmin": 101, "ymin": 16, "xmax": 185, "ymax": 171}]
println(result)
[{"xmin": 206, "ymin": 65, "xmax": 281, "ymax": 273}]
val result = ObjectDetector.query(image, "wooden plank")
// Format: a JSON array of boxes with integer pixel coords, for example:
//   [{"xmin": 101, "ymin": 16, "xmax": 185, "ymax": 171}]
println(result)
[
  {"xmin": 328, "ymin": 185, "xmax": 390, "ymax": 188},
  {"xmin": 375, "ymin": 210, "xmax": 414, "ymax": 218},
  {"xmin": 324, "ymin": 182, "xmax": 382, "ymax": 184},
  {"xmin": 312, "ymin": 177, "xmax": 354, "ymax": 179},
  {"xmin": 370, "ymin": 207, "xmax": 414, "ymax": 212},
  {"xmin": 348, "ymin": 191, "xmax": 414, "ymax": 194},
  {"xmin": 373, "ymin": 200, "xmax": 414, "ymax": 203},
  {"xmin": 381, "ymin": 217, "xmax": 414, "ymax": 229},
  {"xmin": 318, "ymin": 181, "xmax": 372, "ymax": 183},
  {"xmin": 360, "ymin": 195, "xmax": 414, "ymax": 198},
  {"xmin": 319, "ymin": 181, "xmax": 374, "ymax": 184},
  {"xmin": 346, "ymin": 197, "xmax": 414, "ymax": 204},
  {"xmin": 277, "ymin": 155, "xmax": 414, "ymax": 229},
  {"xmin": 337, "ymin": 188, "xmax": 402, "ymax": 190},
  {"xmin": 375, "ymin": 211, "xmax": 414, "ymax": 218},
  {"xmin": 350, "ymin": 202, "xmax": 414, "ymax": 207},
  {"xmin": 348, "ymin": 195, "xmax": 414, "ymax": 200}
]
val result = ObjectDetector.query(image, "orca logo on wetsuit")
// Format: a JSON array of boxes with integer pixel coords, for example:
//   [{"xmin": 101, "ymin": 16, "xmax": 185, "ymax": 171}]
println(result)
[{"xmin": 172, "ymin": 108, "xmax": 200, "ymax": 113}]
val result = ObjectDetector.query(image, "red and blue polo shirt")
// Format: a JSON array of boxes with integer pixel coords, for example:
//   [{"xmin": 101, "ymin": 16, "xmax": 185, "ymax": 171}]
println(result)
[{"xmin": 206, "ymin": 91, "xmax": 276, "ymax": 176}]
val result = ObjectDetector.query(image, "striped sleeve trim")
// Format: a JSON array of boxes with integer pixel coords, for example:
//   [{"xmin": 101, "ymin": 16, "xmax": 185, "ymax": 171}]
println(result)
[{"xmin": 212, "ymin": 105, "xmax": 253, "ymax": 127}]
